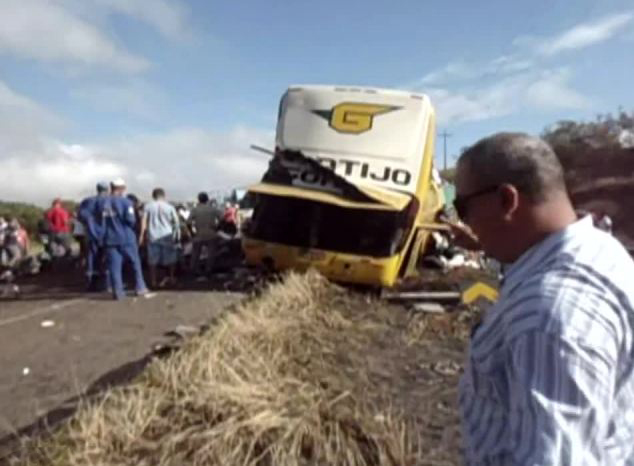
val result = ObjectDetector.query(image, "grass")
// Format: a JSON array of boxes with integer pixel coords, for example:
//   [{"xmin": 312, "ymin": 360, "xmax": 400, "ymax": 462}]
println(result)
[{"xmin": 14, "ymin": 270, "xmax": 466, "ymax": 466}]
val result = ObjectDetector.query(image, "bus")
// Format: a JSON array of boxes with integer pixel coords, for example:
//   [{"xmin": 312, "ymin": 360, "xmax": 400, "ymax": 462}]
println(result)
[{"xmin": 242, "ymin": 85, "xmax": 446, "ymax": 287}]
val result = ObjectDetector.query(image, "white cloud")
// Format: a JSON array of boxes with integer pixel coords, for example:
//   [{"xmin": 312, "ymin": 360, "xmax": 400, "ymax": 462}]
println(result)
[
  {"xmin": 99, "ymin": 126, "xmax": 274, "ymax": 200},
  {"xmin": 0, "ymin": 124, "xmax": 274, "ymax": 205},
  {"xmin": 525, "ymin": 69, "xmax": 590, "ymax": 110},
  {"xmin": 0, "ymin": 142, "xmax": 127, "ymax": 205},
  {"xmin": 537, "ymin": 12, "xmax": 634, "ymax": 55},
  {"xmin": 425, "ymin": 69, "xmax": 590, "ymax": 125},
  {"xmin": 0, "ymin": 0, "xmax": 150, "ymax": 73},
  {"xmin": 415, "ymin": 55, "xmax": 534, "ymax": 87},
  {"xmin": 0, "ymin": 79, "xmax": 273, "ymax": 205},
  {"xmin": 95, "ymin": 0, "xmax": 191, "ymax": 41},
  {"xmin": 404, "ymin": 12, "xmax": 629, "ymax": 125}
]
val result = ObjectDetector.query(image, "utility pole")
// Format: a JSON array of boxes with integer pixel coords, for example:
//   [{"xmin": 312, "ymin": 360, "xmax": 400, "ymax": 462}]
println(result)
[{"xmin": 439, "ymin": 130, "xmax": 452, "ymax": 170}]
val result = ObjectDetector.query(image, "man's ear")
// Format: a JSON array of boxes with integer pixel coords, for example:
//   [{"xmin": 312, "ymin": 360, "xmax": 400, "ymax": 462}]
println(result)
[{"xmin": 498, "ymin": 184, "xmax": 519, "ymax": 221}]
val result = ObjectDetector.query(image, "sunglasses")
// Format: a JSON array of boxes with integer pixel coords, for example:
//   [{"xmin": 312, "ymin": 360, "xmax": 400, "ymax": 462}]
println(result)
[{"xmin": 453, "ymin": 185, "xmax": 499, "ymax": 219}]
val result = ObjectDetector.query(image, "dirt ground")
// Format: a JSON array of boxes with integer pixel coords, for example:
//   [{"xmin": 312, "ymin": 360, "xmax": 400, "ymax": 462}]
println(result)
[{"xmin": 0, "ymin": 268, "xmax": 243, "ymax": 460}]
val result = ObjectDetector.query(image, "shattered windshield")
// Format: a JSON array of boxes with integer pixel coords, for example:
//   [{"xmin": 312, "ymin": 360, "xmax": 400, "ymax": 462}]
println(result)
[{"xmin": 248, "ymin": 194, "xmax": 416, "ymax": 257}]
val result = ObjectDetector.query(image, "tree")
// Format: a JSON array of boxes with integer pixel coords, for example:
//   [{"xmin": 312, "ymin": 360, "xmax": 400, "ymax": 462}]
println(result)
[{"xmin": 542, "ymin": 109, "xmax": 634, "ymax": 153}]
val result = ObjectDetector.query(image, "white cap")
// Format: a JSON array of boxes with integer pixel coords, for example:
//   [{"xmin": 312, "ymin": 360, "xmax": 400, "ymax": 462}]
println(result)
[{"xmin": 111, "ymin": 177, "xmax": 126, "ymax": 188}]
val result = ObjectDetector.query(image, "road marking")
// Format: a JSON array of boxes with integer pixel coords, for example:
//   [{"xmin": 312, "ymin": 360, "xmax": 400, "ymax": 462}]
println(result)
[{"xmin": 0, "ymin": 299, "xmax": 85, "ymax": 328}]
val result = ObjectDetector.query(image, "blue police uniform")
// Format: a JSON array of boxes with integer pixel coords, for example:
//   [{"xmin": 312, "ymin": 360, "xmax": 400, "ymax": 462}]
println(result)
[
  {"xmin": 78, "ymin": 194, "xmax": 108, "ymax": 290},
  {"xmin": 95, "ymin": 195, "xmax": 148, "ymax": 300}
]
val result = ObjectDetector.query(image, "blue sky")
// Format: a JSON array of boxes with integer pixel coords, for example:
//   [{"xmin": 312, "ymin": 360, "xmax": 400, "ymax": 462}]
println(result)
[{"xmin": 0, "ymin": 0, "xmax": 633, "ymax": 204}]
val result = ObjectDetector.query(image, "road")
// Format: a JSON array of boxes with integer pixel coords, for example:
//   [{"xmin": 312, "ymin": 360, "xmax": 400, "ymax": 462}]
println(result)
[{"xmin": 0, "ymin": 268, "xmax": 241, "ymax": 458}]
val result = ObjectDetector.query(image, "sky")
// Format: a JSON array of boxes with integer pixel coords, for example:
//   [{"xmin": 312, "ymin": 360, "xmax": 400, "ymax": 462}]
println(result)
[{"xmin": 0, "ymin": 0, "xmax": 633, "ymax": 205}]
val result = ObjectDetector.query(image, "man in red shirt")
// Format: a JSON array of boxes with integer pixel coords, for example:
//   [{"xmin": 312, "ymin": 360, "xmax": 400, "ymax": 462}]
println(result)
[{"xmin": 45, "ymin": 199, "xmax": 72, "ymax": 257}]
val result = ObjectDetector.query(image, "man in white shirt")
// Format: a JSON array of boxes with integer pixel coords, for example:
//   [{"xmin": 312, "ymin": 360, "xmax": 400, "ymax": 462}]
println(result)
[{"xmin": 452, "ymin": 132, "xmax": 634, "ymax": 465}]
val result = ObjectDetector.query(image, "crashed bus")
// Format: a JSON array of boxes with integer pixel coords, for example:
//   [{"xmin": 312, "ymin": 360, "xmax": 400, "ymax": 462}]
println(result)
[{"xmin": 242, "ymin": 85, "xmax": 446, "ymax": 287}]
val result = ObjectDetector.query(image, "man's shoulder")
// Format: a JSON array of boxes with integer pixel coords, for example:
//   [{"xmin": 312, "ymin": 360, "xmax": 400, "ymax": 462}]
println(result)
[
  {"xmin": 143, "ymin": 200, "xmax": 158, "ymax": 212},
  {"xmin": 193, "ymin": 203, "xmax": 213, "ymax": 213},
  {"xmin": 113, "ymin": 196, "xmax": 132, "ymax": 206},
  {"xmin": 164, "ymin": 201, "xmax": 177, "ymax": 212},
  {"xmin": 499, "ymin": 262, "xmax": 631, "ymax": 345},
  {"xmin": 79, "ymin": 196, "xmax": 93, "ymax": 207}
]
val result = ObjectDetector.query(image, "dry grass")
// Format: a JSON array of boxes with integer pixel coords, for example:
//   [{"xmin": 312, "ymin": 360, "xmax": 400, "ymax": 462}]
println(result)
[{"xmin": 11, "ymin": 271, "xmax": 470, "ymax": 466}]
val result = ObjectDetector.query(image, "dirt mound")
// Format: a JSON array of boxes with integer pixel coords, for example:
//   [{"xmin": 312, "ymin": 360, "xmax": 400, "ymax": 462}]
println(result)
[
  {"xmin": 9, "ymin": 271, "xmax": 476, "ymax": 466},
  {"xmin": 557, "ymin": 147, "xmax": 634, "ymax": 248}
]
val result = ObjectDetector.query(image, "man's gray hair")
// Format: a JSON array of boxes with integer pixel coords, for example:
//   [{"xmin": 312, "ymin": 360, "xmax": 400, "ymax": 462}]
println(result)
[{"xmin": 458, "ymin": 132, "xmax": 566, "ymax": 202}]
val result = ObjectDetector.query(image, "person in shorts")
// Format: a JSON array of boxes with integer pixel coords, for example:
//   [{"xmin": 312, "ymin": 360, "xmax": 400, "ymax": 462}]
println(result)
[{"xmin": 139, "ymin": 188, "xmax": 180, "ymax": 288}]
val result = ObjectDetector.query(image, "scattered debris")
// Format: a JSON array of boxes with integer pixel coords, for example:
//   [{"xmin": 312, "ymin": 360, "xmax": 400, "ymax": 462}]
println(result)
[
  {"xmin": 151, "ymin": 342, "xmax": 179, "ymax": 358},
  {"xmin": 215, "ymin": 265, "xmax": 271, "ymax": 292},
  {"xmin": 432, "ymin": 361, "xmax": 461, "ymax": 376},
  {"xmin": 383, "ymin": 290, "xmax": 461, "ymax": 302},
  {"xmin": 1, "ymin": 283, "xmax": 20, "ymax": 298},
  {"xmin": 164, "ymin": 324, "xmax": 200, "ymax": 340},
  {"xmin": 411, "ymin": 302, "xmax": 445, "ymax": 313}
]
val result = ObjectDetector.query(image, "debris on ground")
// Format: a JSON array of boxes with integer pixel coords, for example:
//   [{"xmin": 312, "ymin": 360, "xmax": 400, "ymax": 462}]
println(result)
[{"xmin": 411, "ymin": 302, "xmax": 446, "ymax": 313}]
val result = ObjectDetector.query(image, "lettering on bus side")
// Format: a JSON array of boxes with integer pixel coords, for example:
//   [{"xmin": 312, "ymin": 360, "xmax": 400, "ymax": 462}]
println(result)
[{"xmin": 308, "ymin": 157, "xmax": 412, "ymax": 187}]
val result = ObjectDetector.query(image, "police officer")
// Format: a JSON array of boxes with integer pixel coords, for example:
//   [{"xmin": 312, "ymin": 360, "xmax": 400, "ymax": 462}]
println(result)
[
  {"xmin": 96, "ymin": 178, "xmax": 150, "ymax": 300},
  {"xmin": 78, "ymin": 181, "xmax": 109, "ymax": 291}
]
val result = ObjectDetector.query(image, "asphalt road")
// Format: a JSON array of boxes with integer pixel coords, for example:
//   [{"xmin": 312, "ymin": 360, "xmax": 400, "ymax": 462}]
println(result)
[{"xmin": 0, "ymin": 268, "xmax": 242, "ymax": 458}]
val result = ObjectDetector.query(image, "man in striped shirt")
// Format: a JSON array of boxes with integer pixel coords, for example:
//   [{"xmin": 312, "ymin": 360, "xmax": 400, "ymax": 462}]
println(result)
[{"xmin": 452, "ymin": 132, "xmax": 634, "ymax": 465}]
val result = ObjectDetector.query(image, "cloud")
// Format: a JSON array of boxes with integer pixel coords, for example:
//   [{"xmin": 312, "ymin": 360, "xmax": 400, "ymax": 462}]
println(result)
[
  {"xmin": 99, "ymin": 126, "xmax": 274, "ymax": 200},
  {"xmin": 415, "ymin": 55, "xmax": 534, "ymax": 87},
  {"xmin": 0, "ymin": 78, "xmax": 272, "ymax": 205},
  {"xmin": 0, "ymin": 124, "xmax": 274, "ymax": 205},
  {"xmin": 425, "ymin": 68, "xmax": 590, "ymax": 125},
  {"xmin": 537, "ymin": 12, "xmax": 634, "ymax": 55},
  {"xmin": 0, "ymin": 0, "xmax": 150, "ymax": 73},
  {"xmin": 95, "ymin": 0, "xmax": 191, "ymax": 41},
  {"xmin": 404, "ymin": 12, "xmax": 629, "ymax": 125},
  {"xmin": 524, "ymin": 69, "xmax": 590, "ymax": 110},
  {"xmin": 0, "ymin": 140, "xmax": 127, "ymax": 205},
  {"xmin": 0, "ymin": 143, "xmax": 127, "ymax": 205}
]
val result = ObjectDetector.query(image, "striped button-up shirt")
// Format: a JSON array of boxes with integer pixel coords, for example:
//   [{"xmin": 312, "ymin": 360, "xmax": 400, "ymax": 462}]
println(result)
[{"xmin": 459, "ymin": 216, "xmax": 634, "ymax": 465}]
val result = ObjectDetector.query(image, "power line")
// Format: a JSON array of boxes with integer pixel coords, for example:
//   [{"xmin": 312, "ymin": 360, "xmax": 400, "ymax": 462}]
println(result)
[{"xmin": 439, "ymin": 130, "xmax": 452, "ymax": 171}]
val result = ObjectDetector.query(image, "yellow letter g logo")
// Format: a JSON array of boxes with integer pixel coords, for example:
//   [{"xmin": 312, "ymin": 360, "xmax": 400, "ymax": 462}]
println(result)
[{"xmin": 329, "ymin": 103, "xmax": 398, "ymax": 134}]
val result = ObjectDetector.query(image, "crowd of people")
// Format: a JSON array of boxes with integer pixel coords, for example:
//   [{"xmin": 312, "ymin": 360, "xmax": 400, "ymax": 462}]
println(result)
[{"xmin": 1, "ymin": 179, "xmax": 241, "ymax": 300}]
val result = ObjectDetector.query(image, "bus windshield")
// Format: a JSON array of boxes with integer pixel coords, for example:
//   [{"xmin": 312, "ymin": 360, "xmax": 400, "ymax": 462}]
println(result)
[{"xmin": 247, "ymin": 194, "xmax": 417, "ymax": 258}]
